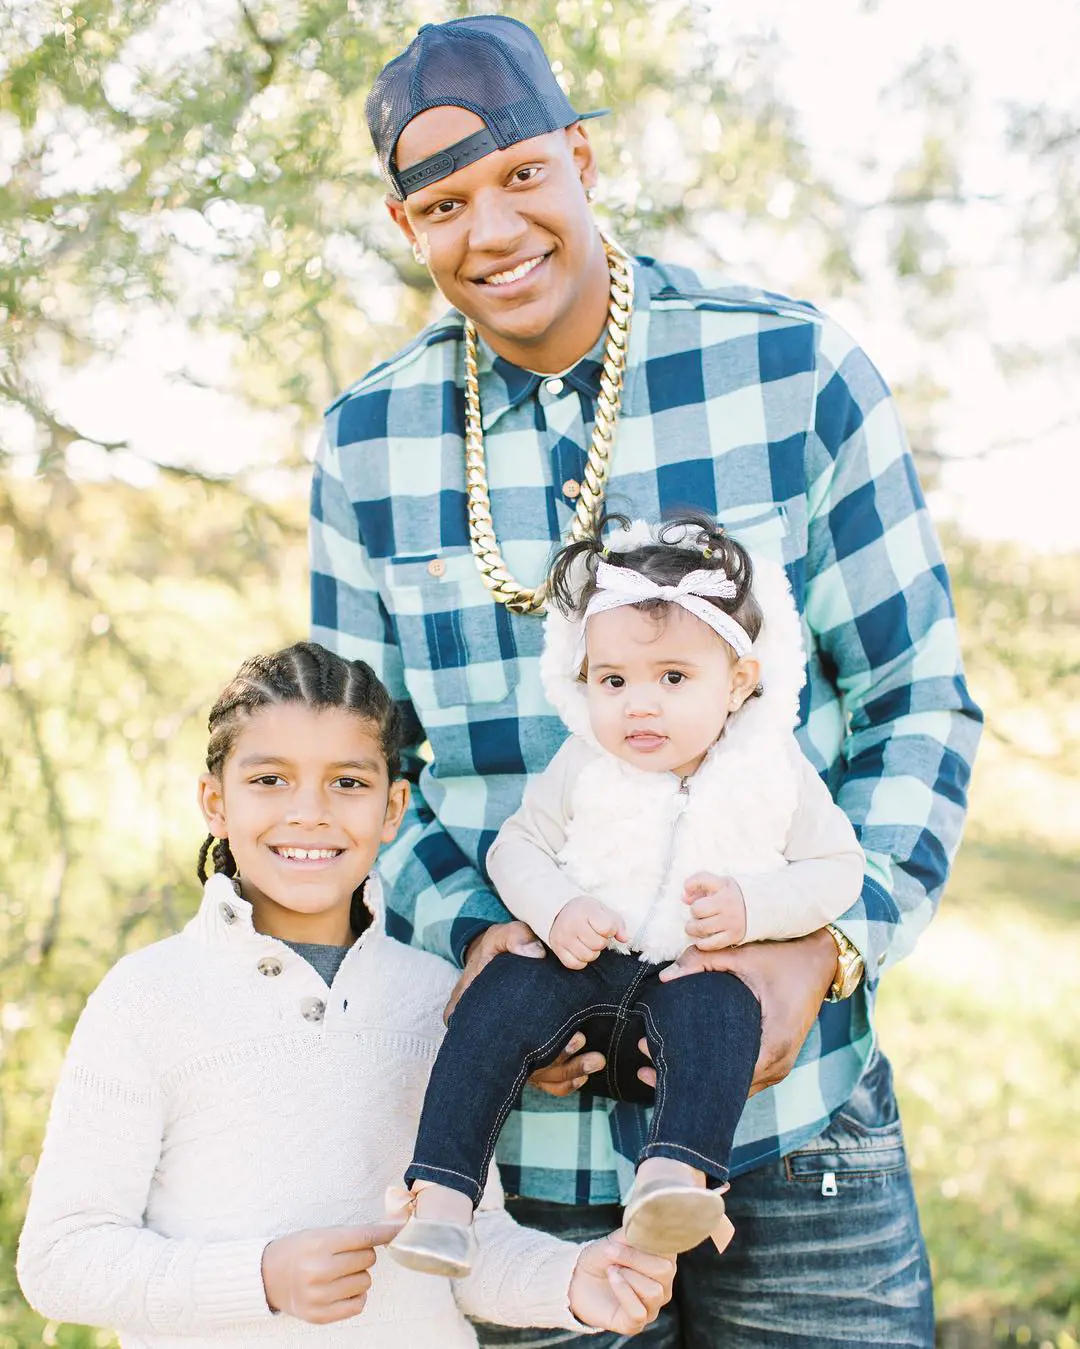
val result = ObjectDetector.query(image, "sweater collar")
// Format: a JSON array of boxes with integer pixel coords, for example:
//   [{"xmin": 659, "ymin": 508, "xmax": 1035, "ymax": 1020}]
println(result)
[{"xmin": 190, "ymin": 872, "xmax": 388, "ymax": 949}]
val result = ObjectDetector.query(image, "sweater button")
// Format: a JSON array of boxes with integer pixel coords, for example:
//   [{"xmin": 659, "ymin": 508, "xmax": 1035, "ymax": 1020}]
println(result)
[
  {"xmin": 219, "ymin": 902, "xmax": 237, "ymax": 925},
  {"xmin": 257, "ymin": 956, "xmax": 283, "ymax": 977},
  {"xmin": 300, "ymin": 996, "xmax": 326, "ymax": 1023}
]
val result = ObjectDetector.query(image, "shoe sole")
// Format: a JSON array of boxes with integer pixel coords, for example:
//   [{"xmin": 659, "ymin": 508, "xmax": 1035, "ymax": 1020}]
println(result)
[
  {"xmin": 387, "ymin": 1241, "xmax": 472, "ymax": 1279},
  {"xmin": 624, "ymin": 1188, "xmax": 726, "ymax": 1255}
]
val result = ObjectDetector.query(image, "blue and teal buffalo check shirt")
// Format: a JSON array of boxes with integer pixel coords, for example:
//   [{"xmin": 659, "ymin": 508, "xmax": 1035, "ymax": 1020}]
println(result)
[{"xmin": 311, "ymin": 256, "xmax": 982, "ymax": 1204}]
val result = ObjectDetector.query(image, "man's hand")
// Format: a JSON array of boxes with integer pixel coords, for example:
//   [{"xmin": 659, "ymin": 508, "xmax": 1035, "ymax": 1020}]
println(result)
[
  {"xmin": 261, "ymin": 1221, "xmax": 402, "ymax": 1323},
  {"xmin": 682, "ymin": 872, "xmax": 747, "ymax": 950},
  {"xmin": 638, "ymin": 932, "xmax": 838, "ymax": 1095},
  {"xmin": 443, "ymin": 921, "xmax": 545, "ymax": 1023},
  {"xmin": 528, "ymin": 1030, "xmax": 607, "ymax": 1097},
  {"xmin": 568, "ymin": 1233, "xmax": 676, "ymax": 1335},
  {"xmin": 549, "ymin": 896, "xmax": 628, "ymax": 970}
]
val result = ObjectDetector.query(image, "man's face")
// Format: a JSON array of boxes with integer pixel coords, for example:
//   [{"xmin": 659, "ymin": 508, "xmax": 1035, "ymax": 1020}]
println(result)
[{"xmin": 388, "ymin": 106, "xmax": 607, "ymax": 369}]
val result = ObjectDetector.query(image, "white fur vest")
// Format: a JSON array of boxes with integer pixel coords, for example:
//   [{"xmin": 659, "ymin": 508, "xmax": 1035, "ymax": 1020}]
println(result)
[{"xmin": 539, "ymin": 523, "xmax": 809, "ymax": 964}]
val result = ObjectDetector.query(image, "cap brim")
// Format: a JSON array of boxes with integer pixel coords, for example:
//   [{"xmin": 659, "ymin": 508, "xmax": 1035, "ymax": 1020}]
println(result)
[{"xmin": 574, "ymin": 108, "xmax": 610, "ymax": 123}]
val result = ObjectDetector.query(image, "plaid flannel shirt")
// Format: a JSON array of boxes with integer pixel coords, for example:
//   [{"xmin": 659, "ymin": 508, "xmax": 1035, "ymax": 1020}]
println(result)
[{"xmin": 311, "ymin": 256, "xmax": 982, "ymax": 1204}]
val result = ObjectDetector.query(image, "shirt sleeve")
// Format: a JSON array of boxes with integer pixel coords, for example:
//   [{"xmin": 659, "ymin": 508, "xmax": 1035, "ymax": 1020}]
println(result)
[
  {"xmin": 735, "ymin": 745, "xmax": 866, "ymax": 944},
  {"xmin": 310, "ymin": 425, "xmax": 509, "ymax": 966},
  {"xmin": 802, "ymin": 320, "xmax": 983, "ymax": 989},
  {"xmin": 16, "ymin": 978, "xmax": 272, "ymax": 1334},
  {"xmin": 454, "ymin": 1163, "xmax": 596, "ymax": 1333},
  {"xmin": 485, "ymin": 737, "xmax": 592, "ymax": 944}
]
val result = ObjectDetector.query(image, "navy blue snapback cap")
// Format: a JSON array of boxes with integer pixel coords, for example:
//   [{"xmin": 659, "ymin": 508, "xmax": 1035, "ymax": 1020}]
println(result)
[{"xmin": 366, "ymin": 15, "xmax": 608, "ymax": 200}]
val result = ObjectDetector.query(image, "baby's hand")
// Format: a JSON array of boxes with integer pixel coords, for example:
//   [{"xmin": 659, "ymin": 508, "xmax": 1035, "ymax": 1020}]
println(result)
[
  {"xmin": 682, "ymin": 873, "xmax": 747, "ymax": 950},
  {"xmin": 549, "ymin": 897, "xmax": 629, "ymax": 970}
]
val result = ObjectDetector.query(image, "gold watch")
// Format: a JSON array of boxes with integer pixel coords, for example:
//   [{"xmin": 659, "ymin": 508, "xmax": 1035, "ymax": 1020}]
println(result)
[{"xmin": 824, "ymin": 924, "xmax": 864, "ymax": 1001}]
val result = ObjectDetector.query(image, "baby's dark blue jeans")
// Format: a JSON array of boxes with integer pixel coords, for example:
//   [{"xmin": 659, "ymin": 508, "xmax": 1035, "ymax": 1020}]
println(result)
[{"xmin": 404, "ymin": 948, "xmax": 762, "ymax": 1205}]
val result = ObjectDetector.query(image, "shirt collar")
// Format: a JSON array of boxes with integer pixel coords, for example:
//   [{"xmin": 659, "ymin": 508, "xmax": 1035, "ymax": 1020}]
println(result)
[
  {"xmin": 190, "ymin": 872, "xmax": 386, "ymax": 947},
  {"xmin": 472, "ymin": 278, "xmax": 635, "ymax": 431}
]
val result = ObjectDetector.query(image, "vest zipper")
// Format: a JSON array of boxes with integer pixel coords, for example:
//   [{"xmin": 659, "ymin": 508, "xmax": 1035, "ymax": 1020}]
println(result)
[{"xmin": 629, "ymin": 774, "xmax": 692, "ymax": 952}]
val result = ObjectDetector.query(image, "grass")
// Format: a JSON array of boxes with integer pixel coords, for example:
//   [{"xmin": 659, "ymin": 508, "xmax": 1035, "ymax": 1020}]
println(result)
[{"xmin": 877, "ymin": 778, "xmax": 1080, "ymax": 1345}]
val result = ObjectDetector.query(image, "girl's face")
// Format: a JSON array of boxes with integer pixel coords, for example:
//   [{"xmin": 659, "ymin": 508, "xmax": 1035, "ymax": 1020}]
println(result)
[
  {"xmin": 198, "ymin": 703, "xmax": 408, "ymax": 943},
  {"xmin": 584, "ymin": 603, "xmax": 760, "ymax": 779}
]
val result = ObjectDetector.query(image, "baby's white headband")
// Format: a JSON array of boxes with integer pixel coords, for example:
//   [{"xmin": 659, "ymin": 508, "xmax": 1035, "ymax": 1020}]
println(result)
[{"xmin": 573, "ymin": 559, "xmax": 754, "ymax": 670}]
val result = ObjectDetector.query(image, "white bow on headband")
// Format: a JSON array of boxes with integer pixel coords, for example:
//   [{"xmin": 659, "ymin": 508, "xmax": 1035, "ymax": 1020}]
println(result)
[{"xmin": 573, "ymin": 559, "xmax": 754, "ymax": 668}]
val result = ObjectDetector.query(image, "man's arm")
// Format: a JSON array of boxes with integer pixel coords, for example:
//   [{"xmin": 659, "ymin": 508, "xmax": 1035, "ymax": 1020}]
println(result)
[
  {"xmin": 803, "ymin": 319, "xmax": 983, "ymax": 990},
  {"xmin": 310, "ymin": 427, "xmax": 507, "ymax": 966}
]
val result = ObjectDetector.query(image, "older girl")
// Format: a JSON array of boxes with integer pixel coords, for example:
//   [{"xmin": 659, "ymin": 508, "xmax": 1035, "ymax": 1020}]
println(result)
[{"xmin": 17, "ymin": 642, "xmax": 673, "ymax": 1347}]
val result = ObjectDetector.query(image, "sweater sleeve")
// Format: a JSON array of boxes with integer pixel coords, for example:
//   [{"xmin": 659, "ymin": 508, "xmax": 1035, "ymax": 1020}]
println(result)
[
  {"xmin": 453, "ymin": 1163, "xmax": 596, "ymax": 1333},
  {"xmin": 734, "ymin": 747, "xmax": 866, "ymax": 944},
  {"xmin": 17, "ymin": 972, "xmax": 273, "ymax": 1334},
  {"xmin": 484, "ymin": 737, "xmax": 591, "ymax": 944}
]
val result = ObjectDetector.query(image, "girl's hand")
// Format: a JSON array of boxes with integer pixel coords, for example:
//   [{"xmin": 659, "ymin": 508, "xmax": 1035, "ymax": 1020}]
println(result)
[
  {"xmin": 261, "ymin": 1221, "xmax": 402, "ymax": 1323},
  {"xmin": 549, "ymin": 897, "xmax": 628, "ymax": 970},
  {"xmin": 568, "ymin": 1234, "xmax": 676, "ymax": 1333},
  {"xmin": 682, "ymin": 872, "xmax": 747, "ymax": 950}
]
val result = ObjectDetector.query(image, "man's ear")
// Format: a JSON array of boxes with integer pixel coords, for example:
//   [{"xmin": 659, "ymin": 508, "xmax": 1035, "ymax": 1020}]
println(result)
[
  {"xmin": 381, "ymin": 778, "xmax": 411, "ymax": 845},
  {"xmin": 198, "ymin": 773, "xmax": 228, "ymax": 838},
  {"xmin": 566, "ymin": 122, "xmax": 598, "ymax": 193},
  {"xmin": 386, "ymin": 194, "xmax": 417, "ymax": 247},
  {"xmin": 729, "ymin": 656, "xmax": 762, "ymax": 712}
]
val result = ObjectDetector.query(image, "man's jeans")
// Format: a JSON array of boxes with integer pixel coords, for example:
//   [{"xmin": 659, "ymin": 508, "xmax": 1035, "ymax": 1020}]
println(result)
[
  {"xmin": 472, "ymin": 1051, "xmax": 934, "ymax": 1348},
  {"xmin": 406, "ymin": 950, "xmax": 762, "ymax": 1202}
]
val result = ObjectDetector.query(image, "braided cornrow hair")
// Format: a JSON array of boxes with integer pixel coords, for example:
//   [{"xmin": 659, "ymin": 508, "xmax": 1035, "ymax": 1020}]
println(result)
[
  {"xmin": 548, "ymin": 511, "xmax": 764, "ymax": 691},
  {"xmin": 197, "ymin": 642, "xmax": 401, "ymax": 934}
]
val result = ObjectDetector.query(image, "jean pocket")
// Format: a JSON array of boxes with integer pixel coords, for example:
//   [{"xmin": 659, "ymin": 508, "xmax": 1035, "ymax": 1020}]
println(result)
[
  {"xmin": 385, "ymin": 548, "xmax": 521, "ymax": 709},
  {"xmin": 784, "ymin": 1051, "xmax": 908, "ymax": 1184}
]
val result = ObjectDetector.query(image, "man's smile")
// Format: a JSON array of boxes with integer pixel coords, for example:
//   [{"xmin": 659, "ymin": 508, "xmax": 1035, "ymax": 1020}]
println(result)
[{"xmin": 473, "ymin": 252, "xmax": 551, "ymax": 288}]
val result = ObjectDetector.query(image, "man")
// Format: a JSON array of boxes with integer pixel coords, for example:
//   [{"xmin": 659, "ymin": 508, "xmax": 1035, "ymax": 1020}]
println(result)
[{"xmin": 311, "ymin": 15, "xmax": 982, "ymax": 1346}]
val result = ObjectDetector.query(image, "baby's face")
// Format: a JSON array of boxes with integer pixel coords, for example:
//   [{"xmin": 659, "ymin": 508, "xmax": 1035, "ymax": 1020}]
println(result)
[{"xmin": 584, "ymin": 603, "xmax": 757, "ymax": 778}]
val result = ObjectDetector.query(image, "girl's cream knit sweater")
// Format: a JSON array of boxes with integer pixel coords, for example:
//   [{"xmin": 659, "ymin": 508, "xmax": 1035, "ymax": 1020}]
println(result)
[{"xmin": 17, "ymin": 875, "xmax": 588, "ymax": 1347}]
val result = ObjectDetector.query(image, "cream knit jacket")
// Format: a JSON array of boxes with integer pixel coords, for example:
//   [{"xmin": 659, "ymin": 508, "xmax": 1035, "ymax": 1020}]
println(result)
[
  {"xmin": 17, "ymin": 875, "xmax": 589, "ymax": 1348},
  {"xmin": 487, "ymin": 533, "xmax": 864, "ymax": 963}
]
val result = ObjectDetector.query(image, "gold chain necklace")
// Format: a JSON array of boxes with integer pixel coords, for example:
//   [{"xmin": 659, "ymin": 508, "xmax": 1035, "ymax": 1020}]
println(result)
[{"xmin": 463, "ymin": 232, "xmax": 634, "ymax": 615}]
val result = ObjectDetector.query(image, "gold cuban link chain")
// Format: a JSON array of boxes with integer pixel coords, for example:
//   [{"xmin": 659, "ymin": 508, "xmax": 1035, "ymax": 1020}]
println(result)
[{"xmin": 463, "ymin": 233, "xmax": 634, "ymax": 615}]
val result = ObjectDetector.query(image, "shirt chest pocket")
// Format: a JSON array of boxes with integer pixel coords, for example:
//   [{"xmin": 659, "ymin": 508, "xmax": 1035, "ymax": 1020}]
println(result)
[
  {"xmin": 722, "ymin": 502, "xmax": 793, "ymax": 570},
  {"xmin": 384, "ymin": 548, "xmax": 522, "ymax": 710}
]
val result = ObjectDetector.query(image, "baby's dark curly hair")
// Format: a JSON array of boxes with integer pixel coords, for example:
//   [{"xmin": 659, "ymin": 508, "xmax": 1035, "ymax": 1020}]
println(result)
[
  {"xmin": 197, "ymin": 642, "xmax": 400, "ymax": 934},
  {"xmin": 548, "ymin": 512, "xmax": 764, "ymax": 661}
]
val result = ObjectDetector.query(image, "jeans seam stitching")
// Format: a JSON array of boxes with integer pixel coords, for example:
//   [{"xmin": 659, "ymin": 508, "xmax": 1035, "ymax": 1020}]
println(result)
[{"xmin": 471, "ymin": 998, "xmax": 627, "ymax": 1198}]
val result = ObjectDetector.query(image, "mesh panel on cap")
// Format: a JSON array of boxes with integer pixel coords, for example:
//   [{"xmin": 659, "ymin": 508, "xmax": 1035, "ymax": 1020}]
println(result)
[
  {"xmin": 415, "ymin": 29, "xmax": 540, "ymax": 132},
  {"xmin": 365, "ymin": 14, "xmax": 601, "ymax": 194}
]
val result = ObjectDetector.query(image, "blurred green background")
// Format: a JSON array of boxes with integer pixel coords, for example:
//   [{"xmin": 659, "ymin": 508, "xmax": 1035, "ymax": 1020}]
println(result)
[{"xmin": 1, "ymin": 2, "xmax": 1078, "ymax": 1345}]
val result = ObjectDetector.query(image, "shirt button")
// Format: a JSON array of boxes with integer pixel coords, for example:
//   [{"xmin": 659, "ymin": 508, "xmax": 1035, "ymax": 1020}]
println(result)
[
  {"xmin": 545, "ymin": 377, "xmax": 565, "ymax": 395},
  {"xmin": 562, "ymin": 479, "xmax": 581, "ymax": 500},
  {"xmin": 427, "ymin": 558, "xmax": 446, "ymax": 578},
  {"xmin": 219, "ymin": 902, "xmax": 236, "ymax": 925},
  {"xmin": 257, "ymin": 956, "xmax": 283, "ymax": 977},
  {"xmin": 300, "ymin": 996, "xmax": 326, "ymax": 1023}
]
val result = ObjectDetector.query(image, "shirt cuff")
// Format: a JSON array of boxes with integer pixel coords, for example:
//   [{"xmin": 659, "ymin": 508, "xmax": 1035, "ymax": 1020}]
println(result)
[
  {"xmin": 832, "ymin": 874, "xmax": 899, "ymax": 992},
  {"xmin": 516, "ymin": 1241, "xmax": 602, "ymax": 1334},
  {"xmin": 187, "ymin": 1238, "xmax": 274, "ymax": 1323}
]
